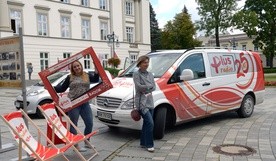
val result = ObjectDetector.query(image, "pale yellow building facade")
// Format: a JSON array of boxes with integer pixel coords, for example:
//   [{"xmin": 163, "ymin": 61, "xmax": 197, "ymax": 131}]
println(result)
[{"xmin": 198, "ymin": 33, "xmax": 276, "ymax": 67}]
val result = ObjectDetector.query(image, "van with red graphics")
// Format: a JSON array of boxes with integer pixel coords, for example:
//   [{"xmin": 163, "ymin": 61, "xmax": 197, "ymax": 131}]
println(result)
[{"xmin": 92, "ymin": 48, "xmax": 265, "ymax": 139}]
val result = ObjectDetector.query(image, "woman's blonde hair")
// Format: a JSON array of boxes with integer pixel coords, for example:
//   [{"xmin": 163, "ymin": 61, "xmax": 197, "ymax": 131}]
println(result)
[{"xmin": 70, "ymin": 60, "xmax": 89, "ymax": 82}]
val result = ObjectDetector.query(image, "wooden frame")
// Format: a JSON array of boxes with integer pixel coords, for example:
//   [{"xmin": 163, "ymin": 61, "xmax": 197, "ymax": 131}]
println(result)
[
  {"xmin": 0, "ymin": 110, "xmax": 70, "ymax": 161},
  {"xmin": 38, "ymin": 103, "xmax": 98, "ymax": 161},
  {"xmin": 38, "ymin": 47, "xmax": 113, "ymax": 112}
]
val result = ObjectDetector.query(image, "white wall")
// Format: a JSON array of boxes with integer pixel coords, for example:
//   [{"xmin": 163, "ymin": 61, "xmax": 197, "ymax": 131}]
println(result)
[{"xmin": 3, "ymin": 0, "xmax": 151, "ymax": 79}]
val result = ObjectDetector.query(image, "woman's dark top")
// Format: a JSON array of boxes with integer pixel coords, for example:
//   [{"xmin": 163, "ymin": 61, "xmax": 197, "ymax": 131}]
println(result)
[{"xmin": 55, "ymin": 72, "xmax": 99, "ymax": 100}]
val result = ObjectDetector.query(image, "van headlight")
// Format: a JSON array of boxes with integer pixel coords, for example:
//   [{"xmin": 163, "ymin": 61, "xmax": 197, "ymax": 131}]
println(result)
[
  {"xmin": 27, "ymin": 89, "xmax": 45, "ymax": 96},
  {"xmin": 121, "ymin": 98, "xmax": 134, "ymax": 110}
]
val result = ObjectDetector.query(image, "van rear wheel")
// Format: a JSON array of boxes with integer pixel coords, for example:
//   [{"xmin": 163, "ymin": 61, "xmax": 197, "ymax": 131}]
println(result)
[
  {"xmin": 237, "ymin": 95, "xmax": 254, "ymax": 118},
  {"xmin": 154, "ymin": 107, "xmax": 167, "ymax": 140}
]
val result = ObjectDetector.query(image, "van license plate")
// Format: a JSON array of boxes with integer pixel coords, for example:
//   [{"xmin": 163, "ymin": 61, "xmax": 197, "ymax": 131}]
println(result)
[{"xmin": 97, "ymin": 111, "xmax": 112, "ymax": 120}]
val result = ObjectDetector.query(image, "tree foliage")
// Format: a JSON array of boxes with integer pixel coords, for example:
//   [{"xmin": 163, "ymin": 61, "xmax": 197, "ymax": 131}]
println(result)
[
  {"xmin": 107, "ymin": 57, "xmax": 121, "ymax": 68},
  {"xmin": 150, "ymin": 3, "xmax": 162, "ymax": 51},
  {"xmin": 161, "ymin": 6, "xmax": 201, "ymax": 49},
  {"xmin": 196, "ymin": 0, "xmax": 239, "ymax": 47},
  {"xmin": 232, "ymin": 0, "xmax": 276, "ymax": 68}
]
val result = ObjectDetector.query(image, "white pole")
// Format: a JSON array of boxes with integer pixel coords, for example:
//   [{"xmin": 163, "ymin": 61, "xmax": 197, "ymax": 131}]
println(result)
[{"xmin": 15, "ymin": 27, "xmax": 34, "ymax": 161}]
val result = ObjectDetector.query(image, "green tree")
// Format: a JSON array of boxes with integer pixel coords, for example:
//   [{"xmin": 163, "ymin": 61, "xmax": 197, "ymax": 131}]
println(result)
[
  {"xmin": 232, "ymin": 0, "xmax": 276, "ymax": 68},
  {"xmin": 196, "ymin": 0, "xmax": 238, "ymax": 47},
  {"xmin": 150, "ymin": 3, "xmax": 162, "ymax": 51},
  {"xmin": 161, "ymin": 6, "xmax": 201, "ymax": 49}
]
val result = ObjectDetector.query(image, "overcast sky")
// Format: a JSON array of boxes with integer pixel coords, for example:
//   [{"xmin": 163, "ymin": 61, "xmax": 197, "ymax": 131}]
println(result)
[{"xmin": 150, "ymin": 0, "xmax": 246, "ymax": 35}]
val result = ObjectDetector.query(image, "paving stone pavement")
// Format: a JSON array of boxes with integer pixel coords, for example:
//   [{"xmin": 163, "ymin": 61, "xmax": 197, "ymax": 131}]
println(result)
[{"xmin": 0, "ymin": 85, "xmax": 276, "ymax": 161}]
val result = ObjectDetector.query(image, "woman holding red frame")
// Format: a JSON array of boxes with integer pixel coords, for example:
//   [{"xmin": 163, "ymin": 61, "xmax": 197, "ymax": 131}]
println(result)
[{"xmin": 54, "ymin": 60, "xmax": 99, "ymax": 152}]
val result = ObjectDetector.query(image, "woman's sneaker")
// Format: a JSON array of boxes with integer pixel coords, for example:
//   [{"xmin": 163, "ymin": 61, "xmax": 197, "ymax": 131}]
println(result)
[
  {"xmin": 77, "ymin": 147, "xmax": 87, "ymax": 152},
  {"xmin": 84, "ymin": 143, "xmax": 95, "ymax": 149},
  {"xmin": 147, "ymin": 147, "xmax": 154, "ymax": 152},
  {"xmin": 75, "ymin": 144, "xmax": 87, "ymax": 152}
]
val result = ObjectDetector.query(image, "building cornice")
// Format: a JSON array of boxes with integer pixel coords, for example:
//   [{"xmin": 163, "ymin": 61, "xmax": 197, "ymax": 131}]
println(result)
[
  {"xmin": 79, "ymin": 12, "xmax": 92, "ymax": 17},
  {"xmin": 7, "ymin": 0, "xmax": 25, "ymax": 7},
  {"xmin": 34, "ymin": 5, "xmax": 50, "ymax": 11},
  {"xmin": 98, "ymin": 15, "xmax": 109, "ymax": 20},
  {"xmin": 58, "ymin": 9, "xmax": 73, "ymax": 14}
]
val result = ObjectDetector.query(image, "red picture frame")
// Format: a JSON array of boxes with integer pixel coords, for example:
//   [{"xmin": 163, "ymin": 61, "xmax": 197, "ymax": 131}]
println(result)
[{"xmin": 38, "ymin": 47, "xmax": 113, "ymax": 112}]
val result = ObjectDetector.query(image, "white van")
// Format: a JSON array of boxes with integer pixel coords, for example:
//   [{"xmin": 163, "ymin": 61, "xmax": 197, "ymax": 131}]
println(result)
[{"xmin": 92, "ymin": 48, "xmax": 265, "ymax": 139}]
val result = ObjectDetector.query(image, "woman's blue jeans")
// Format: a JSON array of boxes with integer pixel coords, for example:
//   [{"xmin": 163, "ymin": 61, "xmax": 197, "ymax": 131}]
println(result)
[
  {"xmin": 140, "ymin": 108, "xmax": 154, "ymax": 148},
  {"xmin": 67, "ymin": 102, "xmax": 93, "ymax": 136}
]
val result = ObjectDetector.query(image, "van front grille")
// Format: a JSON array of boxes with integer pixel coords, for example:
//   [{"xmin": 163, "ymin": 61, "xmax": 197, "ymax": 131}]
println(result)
[{"xmin": 96, "ymin": 96, "xmax": 122, "ymax": 109}]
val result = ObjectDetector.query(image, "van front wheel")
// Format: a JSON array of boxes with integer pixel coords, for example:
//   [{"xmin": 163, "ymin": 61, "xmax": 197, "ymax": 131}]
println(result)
[
  {"xmin": 154, "ymin": 107, "xmax": 167, "ymax": 140},
  {"xmin": 237, "ymin": 95, "xmax": 254, "ymax": 118}
]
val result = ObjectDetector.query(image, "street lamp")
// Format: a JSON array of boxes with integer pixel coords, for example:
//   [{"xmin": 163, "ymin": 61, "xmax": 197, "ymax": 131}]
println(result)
[{"xmin": 107, "ymin": 31, "xmax": 120, "ymax": 58}]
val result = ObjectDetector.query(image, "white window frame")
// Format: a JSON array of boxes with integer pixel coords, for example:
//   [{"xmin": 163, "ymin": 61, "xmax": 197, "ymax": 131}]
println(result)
[
  {"xmin": 61, "ymin": 16, "xmax": 71, "ymax": 38},
  {"xmin": 63, "ymin": 52, "xmax": 71, "ymax": 59},
  {"xmin": 81, "ymin": 18, "xmax": 91, "ymax": 40},
  {"xmin": 40, "ymin": 52, "xmax": 49, "ymax": 71},
  {"xmin": 10, "ymin": 9, "xmax": 22, "ymax": 34},
  {"xmin": 254, "ymin": 45, "xmax": 259, "ymax": 51},
  {"xmin": 242, "ymin": 44, "xmax": 246, "ymax": 51},
  {"xmin": 99, "ymin": 0, "xmax": 107, "ymax": 10},
  {"xmin": 125, "ymin": 0, "xmax": 133, "ymax": 15},
  {"xmin": 100, "ymin": 21, "xmax": 108, "ymax": 40},
  {"xmin": 99, "ymin": 53, "xmax": 108, "ymax": 68},
  {"xmin": 81, "ymin": 0, "xmax": 89, "ymax": 7},
  {"xmin": 37, "ymin": 13, "xmax": 48, "ymax": 36},
  {"xmin": 129, "ymin": 53, "xmax": 138, "ymax": 64},
  {"xmin": 126, "ymin": 26, "xmax": 134, "ymax": 43},
  {"xmin": 84, "ymin": 55, "xmax": 91, "ymax": 69}
]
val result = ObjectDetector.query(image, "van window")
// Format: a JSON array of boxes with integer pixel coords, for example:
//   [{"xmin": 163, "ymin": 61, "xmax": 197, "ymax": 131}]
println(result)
[
  {"xmin": 208, "ymin": 52, "xmax": 253, "ymax": 77},
  {"xmin": 208, "ymin": 53, "xmax": 236, "ymax": 76},
  {"xmin": 169, "ymin": 53, "xmax": 205, "ymax": 83},
  {"xmin": 120, "ymin": 53, "xmax": 182, "ymax": 78}
]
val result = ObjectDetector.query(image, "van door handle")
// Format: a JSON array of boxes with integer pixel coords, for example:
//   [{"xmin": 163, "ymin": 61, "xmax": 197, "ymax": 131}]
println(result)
[{"xmin": 202, "ymin": 82, "xmax": 210, "ymax": 86}]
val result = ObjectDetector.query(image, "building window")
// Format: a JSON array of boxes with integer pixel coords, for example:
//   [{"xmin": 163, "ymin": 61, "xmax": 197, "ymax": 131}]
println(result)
[
  {"xmin": 40, "ymin": 52, "xmax": 49, "ymax": 71},
  {"xmin": 61, "ymin": 16, "xmax": 71, "ymax": 38},
  {"xmin": 125, "ymin": 0, "xmax": 133, "ymax": 15},
  {"xmin": 129, "ymin": 53, "xmax": 138, "ymax": 63},
  {"xmin": 99, "ymin": 54, "xmax": 108, "ymax": 68},
  {"xmin": 10, "ymin": 10, "xmax": 22, "ymax": 34},
  {"xmin": 81, "ymin": 19, "xmax": 91, "ymax": 39},
  {"xmin": 254, "ymin": 45, "xmax": 258, "ymax": 51},
  {"xmin": 100, "ymin": 21, "xmax": 108, "ymax": 40},
  {"xmin": 63, "ymin": 52, "xmax": 71, "ymax": 59},
  {"xmin": 84, "ymin": 55, "xmax": 91, "ymax": 69},
  {"xmin": 99, "ymin": 0, "xmax": 107, "ymax": 10},
  {"xmin": 61, "ymin": 0, "xmax": 69, "ymax": 3},
  {"xmin": 81, "ymin": 0, "xmax": 89, "ymax": 7},
  {"xmin": 126, "ymin": 27, "xmax": 134, "ymax": 43},
  {"xmin": 37, "ymin": 13, "xmax": 48, "ymax": 36},
  {"xmin": 242, "ymin": 44, "xmax": 246, "ymax": 51}
]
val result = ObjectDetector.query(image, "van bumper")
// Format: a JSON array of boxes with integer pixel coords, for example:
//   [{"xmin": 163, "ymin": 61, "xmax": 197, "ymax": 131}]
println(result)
[
  {"xmin": 91, "ymin": 105, "xmax": 143, "ymax": 130},
  {"xmin": 255, "ymin": 89, "xmax": 265, "ymax": 105}
]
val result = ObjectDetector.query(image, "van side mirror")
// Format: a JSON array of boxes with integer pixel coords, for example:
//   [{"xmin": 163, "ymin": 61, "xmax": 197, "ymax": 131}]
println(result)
[{"xmin": 179, "ymin": 69, "xmax": 194, "ymax": 81}]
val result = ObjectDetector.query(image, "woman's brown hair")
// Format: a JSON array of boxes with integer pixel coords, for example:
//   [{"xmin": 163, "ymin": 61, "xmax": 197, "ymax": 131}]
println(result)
[{"xmin": 136, "ymin": 55, "xmax": 149, "ymax": 67}]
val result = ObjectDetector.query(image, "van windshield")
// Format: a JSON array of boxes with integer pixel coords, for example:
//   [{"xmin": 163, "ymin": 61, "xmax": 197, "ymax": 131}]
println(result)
[{"xmin": 120, "ymin": 52, "xmax": 182, "ymax": 78}]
